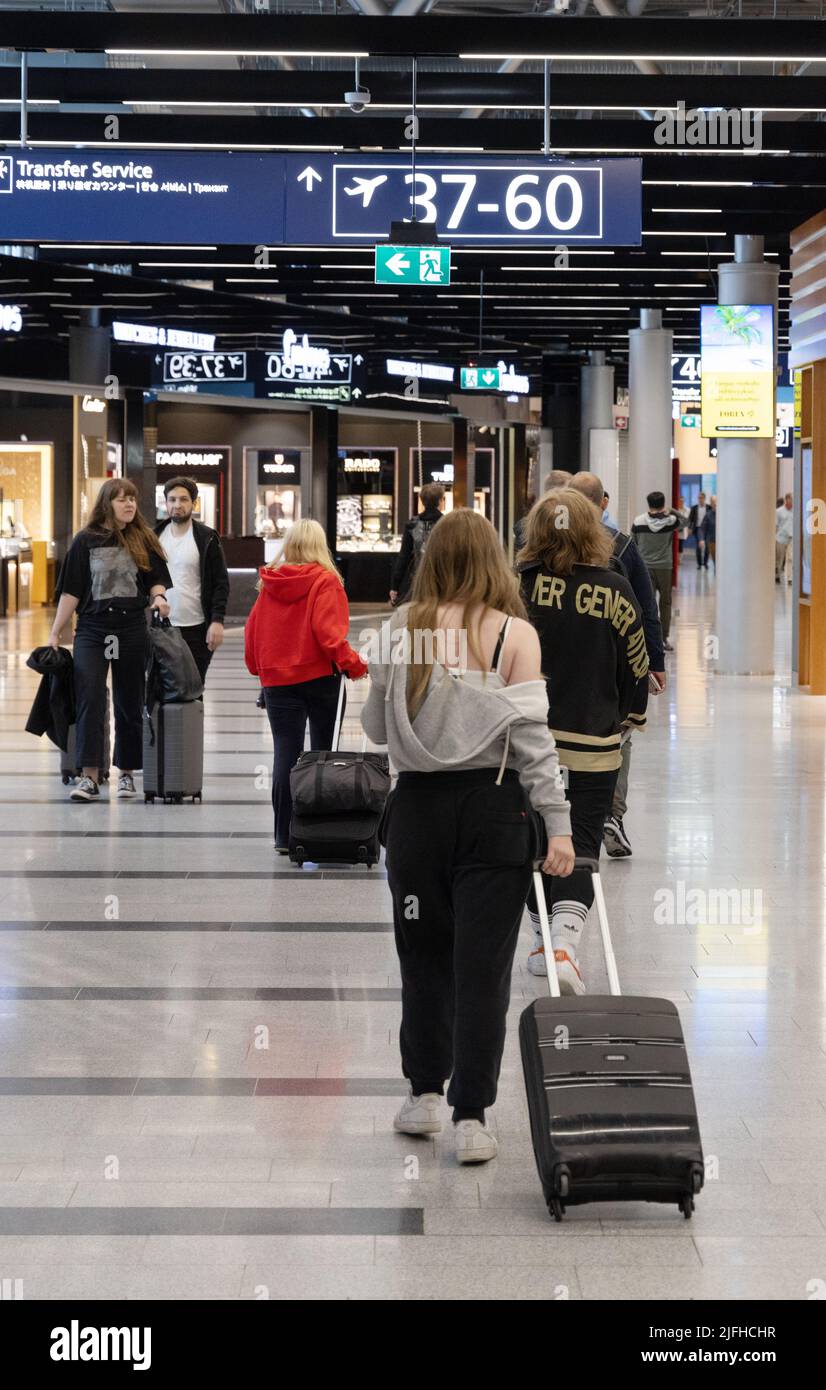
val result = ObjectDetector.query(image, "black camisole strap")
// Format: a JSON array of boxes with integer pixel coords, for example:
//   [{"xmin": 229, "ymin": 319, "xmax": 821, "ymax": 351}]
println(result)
[{"xmin": 490, "ymin": 617, "xmax": 512, "ymax": 674}]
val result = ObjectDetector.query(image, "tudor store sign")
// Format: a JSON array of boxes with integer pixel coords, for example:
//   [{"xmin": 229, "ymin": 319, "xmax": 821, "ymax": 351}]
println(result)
[
  {"xmin": 257, "ymin": 450, "xmax": 301, "ymax": 484},
  {"xmin": 156, "ymin": 448, "xmax": 229, "ymax": 469},
  {"xmin": 81, "ymin": 395, "xmax": 106, "ymax": 414}
]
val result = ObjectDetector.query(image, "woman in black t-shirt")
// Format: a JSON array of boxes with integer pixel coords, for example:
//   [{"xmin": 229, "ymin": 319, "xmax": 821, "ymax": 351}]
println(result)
[{"xmin": 50, "ymin": 479, "xmax": 172, "ymax": 802}]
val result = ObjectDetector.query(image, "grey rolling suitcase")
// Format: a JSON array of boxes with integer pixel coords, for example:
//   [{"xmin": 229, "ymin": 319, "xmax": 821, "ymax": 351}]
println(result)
[
  {"xmin": 143, "ymin": 701, "xmax": 204, "ymax": 804},
  {"xmin": 519, "ymin": 857, "xmax": 704, "ymax": 1222},
  {"xmin": 61, "ymin": 688, "xmax": 111, "ymax": 784}
]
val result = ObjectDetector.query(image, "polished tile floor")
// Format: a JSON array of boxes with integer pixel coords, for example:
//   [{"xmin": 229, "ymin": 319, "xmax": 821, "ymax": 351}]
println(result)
[{"xmin": 1, "ymin": 568, "xmax": 825, "ymax": 1301}]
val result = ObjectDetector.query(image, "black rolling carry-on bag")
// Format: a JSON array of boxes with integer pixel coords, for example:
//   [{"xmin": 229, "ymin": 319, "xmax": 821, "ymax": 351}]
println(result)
[
  {"xmin": 288, "ymin": 677, "xmax": 390, "ymax": 868},
  {"xmin": 519, "ymin": 858, "xmax": 704, "ymax": 1222}
]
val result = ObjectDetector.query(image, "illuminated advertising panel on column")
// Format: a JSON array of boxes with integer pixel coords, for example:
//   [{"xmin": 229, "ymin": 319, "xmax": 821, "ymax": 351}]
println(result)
[{"xmin": 700, "ymin": 304, "xmax": 774, "ymax": 438}]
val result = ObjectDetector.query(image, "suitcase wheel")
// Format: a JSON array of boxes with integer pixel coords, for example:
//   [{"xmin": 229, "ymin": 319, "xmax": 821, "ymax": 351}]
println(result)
[
  {"xmin": 679, "ymin": 1195, "xmax": 695, "ymax": 1220},
  {"xmin": 61, "ymin": 774, "xmax": 72, "ymax": 785},
  {"xmin": 556, "ymin": 1168, "xmax": 570, "ymax": 1199},
  {"xmin": 548, "ymin": 1198, "xmax": 565, "ymax": 1223},
  {"xmin": 294, "ymin": 846, "xmax": 305, "ymax": 867},
  {"xmin": 691, "ymin": 1166, "xmax": 703, "ymax": 1196},
  {"xmin": 357, "ymin": 846, "xmax": 368, "ymax": 865},
  {"xmin": 144, "ymin": 794, "xmax": 155, "ymax": 804}
]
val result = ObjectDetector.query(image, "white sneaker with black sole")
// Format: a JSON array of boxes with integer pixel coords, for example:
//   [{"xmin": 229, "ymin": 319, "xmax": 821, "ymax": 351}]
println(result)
[
  {"xmin": 393, "ymin": 1091, "xmax": 443, "ymax": 1135},
  {"xmin": 603, "ymin": 815, "xmax": 632, "ymax": 858},
  {"xmin": 453, "ymin": 1119, "xmax": 498, "ymax": 1164},
  {"xmin": 117, "ymin": 773, "xmax": 137, "ymax": 799},
  {"xmin": 69, "ymin": 776, "xmax": 99, "ymax": 803}
]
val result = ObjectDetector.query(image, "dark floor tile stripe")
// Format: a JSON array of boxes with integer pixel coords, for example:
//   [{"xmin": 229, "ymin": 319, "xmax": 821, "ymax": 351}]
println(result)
[
  {"xmin": 0, "ymin": 986, "xmax": 401, "ymax": 1000},
  {"xmin": 0, "ymin": 920, "xmax": 392, "ymax": 932},
  {"xmin": 0, "ymin": 869, "xmax": 386, "ymax": 880},
  {"xmin": 0, "ymin": 1207, "xmax": 422, "ymax": 1236}
]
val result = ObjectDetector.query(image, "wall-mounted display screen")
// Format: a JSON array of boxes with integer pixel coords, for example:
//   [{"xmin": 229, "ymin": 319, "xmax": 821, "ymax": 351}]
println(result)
[{"xmin": 701, "ymin": 304, "xmax": 774, "ymax": 439}]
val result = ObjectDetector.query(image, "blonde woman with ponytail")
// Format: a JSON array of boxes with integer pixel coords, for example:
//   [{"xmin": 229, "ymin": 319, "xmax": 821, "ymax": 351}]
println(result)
[
  {"xmin": 362, "ymin": 508, "xmax": 574, "ymax": 1165},
  {"xmin": 245, "ymin": 519, "xmax": 367, "ymax": 851}
]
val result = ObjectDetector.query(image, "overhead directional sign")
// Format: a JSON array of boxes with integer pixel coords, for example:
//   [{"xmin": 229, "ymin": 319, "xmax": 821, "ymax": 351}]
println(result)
[
  {"xmin": 0, "ymin": 150, "xmax": 640, "ymax": 248},
  {"xmin": 375, "ymin": 244, "xmax": 451, "ymax": 286},
  {"xmin": 287, "ymin": 155, "xmax": 641, "ymax": 246},
  {"xmin": 461, "ymin": 362, "xmax": 531, "ymax": 394},
  {"xmin": 161, "ymin": 351, "xmax": 246, "ymax": 384}
]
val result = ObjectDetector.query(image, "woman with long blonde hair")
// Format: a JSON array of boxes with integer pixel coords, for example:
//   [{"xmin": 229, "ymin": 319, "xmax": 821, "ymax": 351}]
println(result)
[
  {"xmin": 518, "ymin": 488, "xmax": 649, "ymax": 992},
  {"xmin": 49, "ymin": 478, "xmax": 172, "ymax": 802},
  {"xmin": 362, "ymin": 508, "xmax": 574, "ymax": 1165},
  {"xmin": 245, "ymin": 518, "xmax": 367, "ymax": 851}
]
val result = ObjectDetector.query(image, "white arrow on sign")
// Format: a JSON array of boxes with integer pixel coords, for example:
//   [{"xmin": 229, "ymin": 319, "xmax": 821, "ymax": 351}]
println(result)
[
  {"xmin": 297, "ymin": 166, "xmax": 322, "ymax": 192},
  {"xmin": 354, "ymin": 354, "xmax": 364, "ymax": 365},
  {"xmin": 385, "ymin": 252, "xmax": 411, "ymax": 277},
  {"xmin": 482, "ymin": 371, "xmax": 497, "ymax": 385},
  {"xmin": 352, "ymin": 387, "xmax": 363, "ymax": 399}
]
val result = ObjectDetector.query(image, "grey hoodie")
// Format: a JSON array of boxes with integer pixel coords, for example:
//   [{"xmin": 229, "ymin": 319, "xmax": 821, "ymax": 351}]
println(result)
[
  {"xmin": 360, "ymin": 613, "xmax": 572, "ymax": 841},
  {"xmin": 631, "ymin": 510, "xmax": 682, "ymax": 570}
]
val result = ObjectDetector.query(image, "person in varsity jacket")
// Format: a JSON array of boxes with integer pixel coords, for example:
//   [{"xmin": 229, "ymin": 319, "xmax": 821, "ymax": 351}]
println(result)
[{"xmin": 517, "ymin": 487, "xmax": 649, "ymax": 994}]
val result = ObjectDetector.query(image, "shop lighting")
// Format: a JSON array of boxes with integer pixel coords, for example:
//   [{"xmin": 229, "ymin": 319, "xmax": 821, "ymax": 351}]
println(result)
[
  {"xmin": 106, "ymin": 48, "xmax": 370, "ymax": 58},
  {"xmin": 27, "ymin": 141, "xmax": 344, "ymax": 152},
  {"xmin": 642, "ymin": 231, "xmax": 727, "ymax": 238},
  {"xmin": 643, "ymin": 180, "xmax": 754, "ymax": 187},
  {"xmin": 459, "ymin": 49, "xmax": 825, "ymax": 62},
  {"xmin": 41, "ymin": 244, "xmax": 217, "ymax": 251},
  {"xmin": 650, "ymin": 208, "xmax": 723, "ymax": 214}
]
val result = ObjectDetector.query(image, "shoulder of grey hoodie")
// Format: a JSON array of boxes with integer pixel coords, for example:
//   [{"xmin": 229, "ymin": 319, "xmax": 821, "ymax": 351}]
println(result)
[{"xmin": 360, "ymin": 612, "xmax": 571, "ymax": 840}]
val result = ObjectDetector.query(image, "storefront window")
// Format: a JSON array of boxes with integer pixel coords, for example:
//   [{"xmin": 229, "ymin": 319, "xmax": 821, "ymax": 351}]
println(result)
[
  {"xmin": 410, "ymin": 447, "xmax": 494, "ymax": 517},
  {"xmin": 336, "ymin": 447, "xmax": 399, "ymax": 552},
  {"xmin": 154, "ymin": 445, "xmax": 230, "ymax": 532},
  {"xmin": 248, "ymin": 449, "xmax": 303, "ymax": 539}
]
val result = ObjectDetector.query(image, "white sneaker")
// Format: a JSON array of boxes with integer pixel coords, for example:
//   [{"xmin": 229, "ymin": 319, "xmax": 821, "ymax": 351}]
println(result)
[
  {"xmin": 393, "ymin": 1091, "xmax": 443, "ymax": 1135},
  {"xmin": 453, "ymin": 1119, "xmax": 498, "ymax": 1164},
  {"xmin": 554, "ymin": 948, "xmax": 586, "ymax": 996},
  {"xmin": 527, "ymin": 943, "xmax": 547, "ymax": 977}
]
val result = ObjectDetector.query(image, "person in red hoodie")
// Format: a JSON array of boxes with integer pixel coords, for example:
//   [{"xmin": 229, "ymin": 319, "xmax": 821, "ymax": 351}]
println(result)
[{"xmin": 245, "ymin": 518, "xmax": 368, "ymax": 852}]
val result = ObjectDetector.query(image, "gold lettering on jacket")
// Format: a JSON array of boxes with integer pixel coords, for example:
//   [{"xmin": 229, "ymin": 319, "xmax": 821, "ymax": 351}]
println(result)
[{"xmin": 532, "ymin": 573, "xmax": 637, "ymax": 637}]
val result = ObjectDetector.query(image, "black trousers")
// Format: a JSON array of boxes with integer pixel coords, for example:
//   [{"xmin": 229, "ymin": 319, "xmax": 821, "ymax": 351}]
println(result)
[
  {"xmin": 73, "ymin": 608, "xmax": 147, "ymax": 772},
  {"xmin": 178, "ymin": 621, "xmax": 212, "ymax": 685},
  {"xmin": 263, "ymin": 673, "xmax": 342, "ymax": 847},
  {"xmin": 384, "ymin": 768, "xmax": 533, "ymax": 1113},
  {"xmin": 527, "ymin": 768, "xmax": 618, "ymax": 917}
]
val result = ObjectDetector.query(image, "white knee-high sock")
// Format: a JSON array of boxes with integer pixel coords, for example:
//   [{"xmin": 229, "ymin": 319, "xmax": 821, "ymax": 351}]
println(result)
[{"xmin": 550, "ymin": 900, "xmax": 589, "ymax": 952}]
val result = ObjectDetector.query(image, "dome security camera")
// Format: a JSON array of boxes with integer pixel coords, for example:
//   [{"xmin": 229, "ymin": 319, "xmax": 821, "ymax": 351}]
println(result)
[{"xmin": 345, "ymin": 85, "xmax": 372, "ymax": 114}]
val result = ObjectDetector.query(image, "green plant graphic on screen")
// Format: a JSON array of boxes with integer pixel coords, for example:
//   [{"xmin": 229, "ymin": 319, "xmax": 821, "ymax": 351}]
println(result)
[{"xmin": 713, "ymin": 305, "xmax": 763, "ymax": 346}]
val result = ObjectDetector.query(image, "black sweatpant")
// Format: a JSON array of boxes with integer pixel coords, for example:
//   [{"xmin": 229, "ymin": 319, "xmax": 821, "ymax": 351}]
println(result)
[
  {"xmin": 527, "ymin": 768, "xmax": 618, "ymax": 917},
  {"xmin": 263, "ymin": 673, "xmax": 342, "ymax": 847},
  {"xmin": 384, "ymin": 768, "xmax": 534, "ymax": 1114},
  {"xmin": 178, "ymin": 622, "xmax": 213, "ymax": 686},
  {"xmin": 73, "ymin": 608, "xmax": 147, "ymax": 772}
]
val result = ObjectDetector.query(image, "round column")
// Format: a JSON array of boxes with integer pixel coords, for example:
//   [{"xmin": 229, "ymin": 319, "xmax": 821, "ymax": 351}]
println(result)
[
  {"xmin": 580, "ymin": 349, "xmax": 614, "ymax": 471},
  {"xmin": 628, "ymin": 308, "xmax": 673, "ymax": 529},
  {"xmin": 715, "ymin": 234, "xmax": 779, "ymax": 674}
]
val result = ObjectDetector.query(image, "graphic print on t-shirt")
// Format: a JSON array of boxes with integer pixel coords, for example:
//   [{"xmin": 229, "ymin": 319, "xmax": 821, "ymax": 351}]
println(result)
[{"xmin": 89, "ymin": 545, "xmax": 139, "ymax": 602}]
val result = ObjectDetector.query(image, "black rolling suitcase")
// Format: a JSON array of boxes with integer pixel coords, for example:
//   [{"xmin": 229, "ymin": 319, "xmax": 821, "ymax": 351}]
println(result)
[
  {"xmin": 288, "ymin": 677, "xmax": 390, "ymax": 868},
  {"xmin": 520, "ymin": 858, "xmax": 704, "ymax": 1222}
]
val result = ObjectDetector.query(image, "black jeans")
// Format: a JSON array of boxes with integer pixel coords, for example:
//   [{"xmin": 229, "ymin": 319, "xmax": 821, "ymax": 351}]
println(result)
[
  {"xmin": 178, "ymin": 622, "xmax": 212, "ymax": 685},
  {"xmin": 263, "ymin": 673, "xmax": 342, "ymax": 847},
  {"xmin": 384, "ymin": 768, "xmax": 533, "ymax": 1114},
  {"xmin": 527, "ymin": 768, "xmax": 618, "ymax": 917},
  {"xmin": 73, "ymin": 608, "xmax": 147, "ymax": 772}
]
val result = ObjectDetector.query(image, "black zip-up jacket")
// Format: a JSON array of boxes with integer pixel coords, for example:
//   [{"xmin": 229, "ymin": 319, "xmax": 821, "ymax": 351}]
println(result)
[
  {"xmin": 519, "ymin": 560, "xmax": 649, "ymax": 773},
  {"xmin": 155, "ymin": 517, "xmax": 230, "ymax": 625},
  {"xmin": 606, "ymin": 526, "xmax": 666, "ymax": 671},
  {"xmin": 391, "ymin": 505, "xmax": 443, "ymax": 597}
]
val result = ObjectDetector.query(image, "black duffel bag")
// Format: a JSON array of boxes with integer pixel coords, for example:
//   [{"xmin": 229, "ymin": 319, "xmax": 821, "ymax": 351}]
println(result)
[
  {"xmin": 146, "ymin": 610, "xmax": 203, "ymax": 706},
  {"xmin": 290, "ymin": 749, "xmax": 391, "ymax": 818}
]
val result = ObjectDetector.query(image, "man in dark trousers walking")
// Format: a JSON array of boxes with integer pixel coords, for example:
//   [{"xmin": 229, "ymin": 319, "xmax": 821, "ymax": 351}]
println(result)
[{"xmin": 389, "ymin": 482, "xmax": 445, "ymax": 605}]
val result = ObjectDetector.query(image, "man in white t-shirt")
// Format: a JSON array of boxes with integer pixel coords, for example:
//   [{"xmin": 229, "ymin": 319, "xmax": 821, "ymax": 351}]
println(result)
[{"xmin": 155, "ymin": 477, "xmax": 229, "ymax": 683}]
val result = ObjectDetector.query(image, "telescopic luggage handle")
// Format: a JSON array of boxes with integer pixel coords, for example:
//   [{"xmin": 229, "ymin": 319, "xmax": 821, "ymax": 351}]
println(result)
[
  {"xmin": 330, "ymin": 671, "xmax": 368, "ymax": 754},
  {"xmin": 532, "ymin": 855, "xmax": 621, "ymax": 999}
]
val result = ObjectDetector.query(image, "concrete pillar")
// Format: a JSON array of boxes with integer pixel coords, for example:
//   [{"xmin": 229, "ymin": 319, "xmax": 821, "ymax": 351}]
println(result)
[
  {"xmin": 715, "ymin": 234, "xmax": 779, "ymax": 674},
  {"xmin": 628, "ymin": 308, "xmax": 673, "ymax": 529},
  {"xmin": 69, "ymin": 307, "xmax": 110, "ymax": 386},
  {"xmin": 580, "ymin": 349, "xmax": 614, "ymax": 471}
]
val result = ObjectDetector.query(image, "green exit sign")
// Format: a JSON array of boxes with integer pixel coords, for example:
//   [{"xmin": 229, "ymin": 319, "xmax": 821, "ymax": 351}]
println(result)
[
  {"xmin": 374, "ymin": 244, "xmax": 451, "ymax": 286},
  {"xmin": 461, "ymin": 366, "xmax": 500, "ymax": 391},
  {"xmin": 681, "ymin": 413, "xmax": 699, "ymax": 428}
]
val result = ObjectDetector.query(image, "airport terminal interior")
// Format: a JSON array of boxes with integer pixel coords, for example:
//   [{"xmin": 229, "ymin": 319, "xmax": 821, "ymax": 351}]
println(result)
[{"xmin": 1, "ymin": 0, "xmax": 826, "ymax": 1314}]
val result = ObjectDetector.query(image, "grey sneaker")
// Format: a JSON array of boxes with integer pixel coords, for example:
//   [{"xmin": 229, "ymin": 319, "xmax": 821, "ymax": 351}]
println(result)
[
  {"xmin": 393, "ymin": 1091, "xmax": 443, "ymax": 1135},
  {"xmin": 603, "ymin": 815, "xmax": 632, "ymax": 858},
  {"xmin": 117, "ymin": 773, "xmax": 137, "ymax": 799},
  {"xmin": 454, "ymin": 1119, "xmax": 498, "ymax": 1164},
  {"xmin": 70, "ymin": 775, "xmax": 99, "ymax": 802}
]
